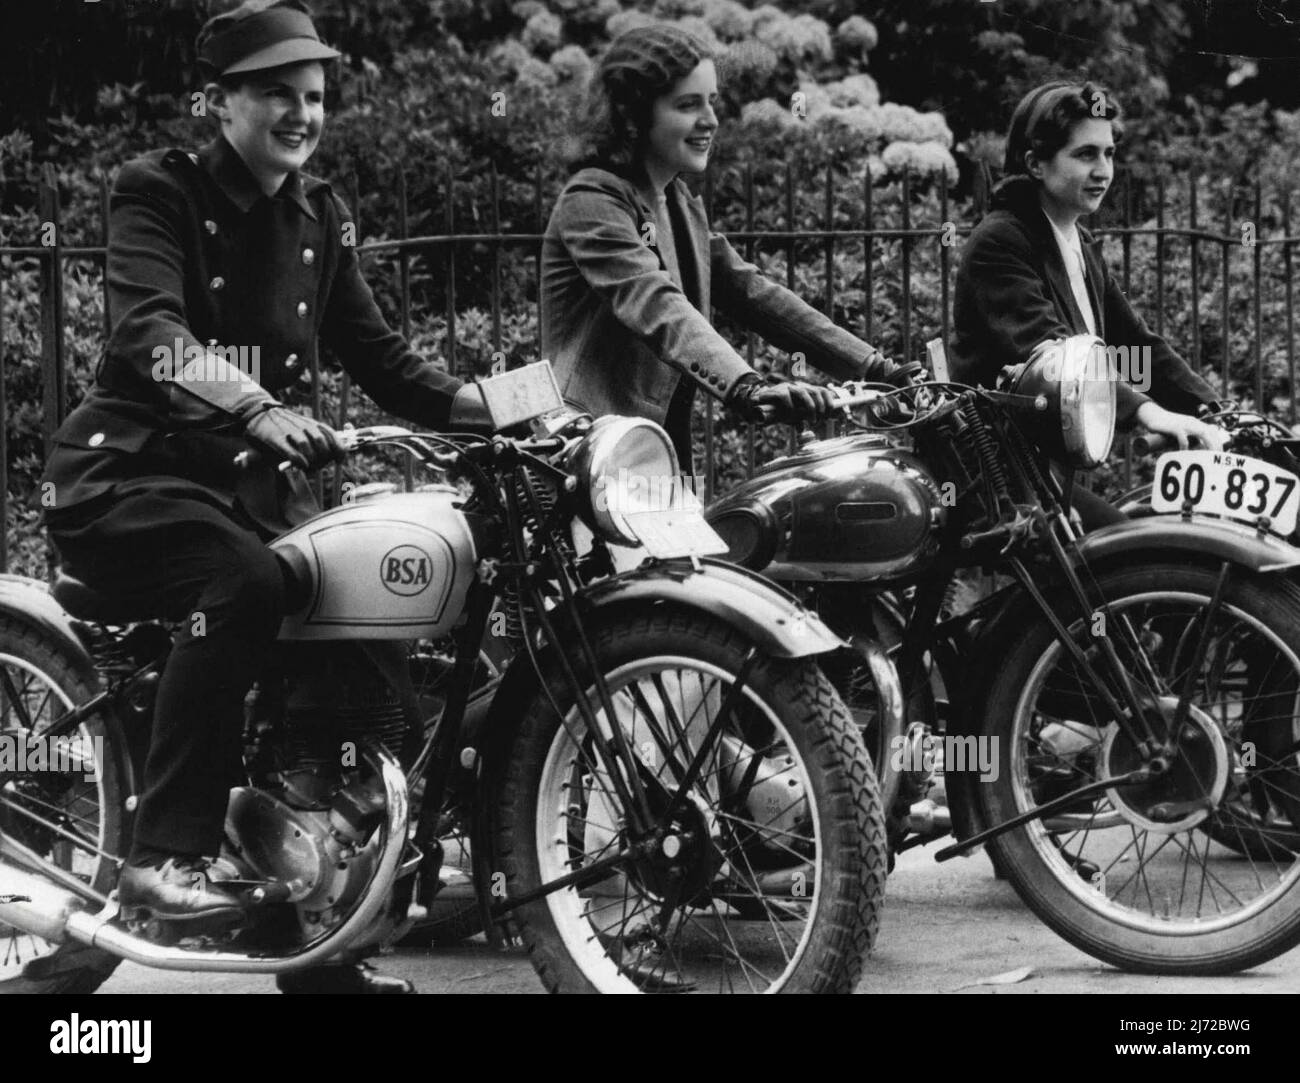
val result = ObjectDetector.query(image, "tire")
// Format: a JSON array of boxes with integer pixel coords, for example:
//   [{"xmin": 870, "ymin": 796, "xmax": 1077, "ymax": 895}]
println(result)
[
  {"xmin": 976, "ymin": 562, "xmax": 1300, "ymax": 974},
  {"xmin": 494, "ymin": 606, "xmax": 887, "ymax": 993},
  {"xmin": 0, "ymin": 617, "xmax": 125, "ymax": 993}
]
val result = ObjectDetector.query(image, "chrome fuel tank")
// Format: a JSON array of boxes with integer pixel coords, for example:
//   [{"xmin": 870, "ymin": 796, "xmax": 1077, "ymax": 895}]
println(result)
[
  {"xmin": 705, "ymin": 434, "xmax": 946, "ymax": 583},
  {"xmin": 271, "ymin": 490, "xmax": 477, "ymax": 640}
]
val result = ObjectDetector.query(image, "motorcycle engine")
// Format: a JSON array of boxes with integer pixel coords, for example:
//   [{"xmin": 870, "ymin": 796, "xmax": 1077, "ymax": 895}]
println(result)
[{"xmin": 223, "ymin": 644, "xmax": 415, "ymax": 943}]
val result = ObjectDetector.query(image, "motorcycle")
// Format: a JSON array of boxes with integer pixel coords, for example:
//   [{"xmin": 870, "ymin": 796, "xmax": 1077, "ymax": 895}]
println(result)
[
  {"xmin": 0, "ymin": 362, "xmax": 887, "ymax": 994},
  {"xmin": 706, "ymin": 335, "xmax": 1300, "ymax": 973}
]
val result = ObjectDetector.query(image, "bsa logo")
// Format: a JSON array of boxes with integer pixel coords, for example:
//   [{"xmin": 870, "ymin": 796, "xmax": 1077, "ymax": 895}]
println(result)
[{"xmin": 380, "ymin": 545, "xmax": 432, "ymax": 596}]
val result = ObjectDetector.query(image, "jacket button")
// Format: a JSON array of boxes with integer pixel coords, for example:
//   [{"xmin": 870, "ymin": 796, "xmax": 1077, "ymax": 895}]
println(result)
[
  {"xmin": 285, "ymin": 353, "xmax": 299, "ymax": 369},
  {"xmin": 89, "ymin": 432, "xmax": 105, "ymax": 448},
  {"xmin": 296, "ymin": 301, "xmax": 308, "ymax": 318},
  {"xmin": 302, "ymin": 248, "xmax": 315, "ymax": 266},
  {"xmin": 690, "ymin": 362, "xmax": 700, "ymax": 373},
  {"xmin": 209, "ymin": 276, "xmax": 225, "ymax": 291},
  {"xmin": 204, "ymin": 219, "xmax": 218, "ymax": 235}
]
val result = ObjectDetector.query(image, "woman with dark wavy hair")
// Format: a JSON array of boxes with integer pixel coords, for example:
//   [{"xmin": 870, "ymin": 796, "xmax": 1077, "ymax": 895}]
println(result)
[
  {"xmin": 951, "ymin": 80, "xmax": 1226, "ymax": 507},
  {"xmin": 542, "ymin": 24, "xmax": 900, "ymax": 469}
]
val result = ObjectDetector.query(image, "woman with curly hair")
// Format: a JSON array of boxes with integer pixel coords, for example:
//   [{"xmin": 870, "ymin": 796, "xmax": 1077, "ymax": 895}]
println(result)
[{"xmin": 541, "ymin": 24, "xmax": 901, "ymax": 470}]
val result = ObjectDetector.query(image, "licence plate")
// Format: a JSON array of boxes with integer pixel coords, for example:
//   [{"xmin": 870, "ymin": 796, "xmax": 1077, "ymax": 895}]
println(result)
[
  {"xmin": 1150, "ymin": 450, "xmax": 1300, "ymax": 535},
  {"xmin": 624, "ymin": 508, "xmax": 730, "ymax": 560}
]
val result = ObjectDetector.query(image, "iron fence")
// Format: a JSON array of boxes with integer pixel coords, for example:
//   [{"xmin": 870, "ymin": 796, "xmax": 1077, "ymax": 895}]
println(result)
[{"xmin": 1, "ymin": 157, "xmax": 1297, "ymax": 573}]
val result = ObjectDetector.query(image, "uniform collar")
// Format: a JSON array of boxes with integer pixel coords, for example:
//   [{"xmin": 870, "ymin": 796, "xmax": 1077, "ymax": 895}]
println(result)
[{"xmin": 198, "ymin": 135, "xmax": 318, "ymax": 221}]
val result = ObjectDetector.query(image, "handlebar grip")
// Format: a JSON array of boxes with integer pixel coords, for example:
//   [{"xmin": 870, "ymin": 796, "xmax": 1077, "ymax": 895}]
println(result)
[
  {"xmin": 233, "ymin": 448, "xmax": 295, "ymax": 474},
  {"xmin": 1132, "ymin": 433, "xmax": 1169, "ymax": 456}
]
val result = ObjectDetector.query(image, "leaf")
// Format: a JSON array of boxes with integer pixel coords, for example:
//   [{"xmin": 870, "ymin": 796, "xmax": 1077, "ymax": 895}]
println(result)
[{"xmin": 959, "ymin": 965, "xmax": 1035, "ymax": 989}]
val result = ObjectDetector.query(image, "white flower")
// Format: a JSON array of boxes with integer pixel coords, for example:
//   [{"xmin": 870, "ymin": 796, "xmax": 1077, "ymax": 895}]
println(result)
[
  {"xmin": 490, "ymin": 39, "xmax": 533, "ymax": 75},
  {"xmin": 741, "ymin": 99, "xmax": 798, "ymax": 132},
  {"xmin": 721, "ymin": 39, "xmax": 778, "ymax": 84},
  {"xmin": 517, "ymin": 56, "xmax": 559, "ymax": 89},
  {"xmin": 701, "ymin": 0, "xmax": 753, "ymax": 40},
  {"xmin": 605, "ymin": 9, "xmax": 659, "ymax": 37},
  {"xmin": 550, "ymin": 44, "xmax": 593, "ymax": 85},
  {"xmin": 825, "ymin": 73, "xmax": 880, "ymax": 108},
  {"xmin": 794, "ymin": 80, "xmax": 833, "ymax": 121},
  {"xmin": 674, "ymin": 15, "xmax": 721, "ymax": 49},
  {"xmin": 522, "ymin": 10, "xmax": 563, "ymax": 55},
  {"xmin": 835, "ymin": 15, "xmax": 878, "ymax": 52},
  {"xmin": 819, "ymin": 104, "xmax": 884, "ymax": 143},
  {"xmin": 881, "ymin": 140, "xmax": 958, "ymax": 183},
  {"xmin": 756, "ymin": 11, "xmax": 833, "ymax": 64},
  {"xmin": 653, "ymin": 0, "xmax": 707, "ymax": 16}
]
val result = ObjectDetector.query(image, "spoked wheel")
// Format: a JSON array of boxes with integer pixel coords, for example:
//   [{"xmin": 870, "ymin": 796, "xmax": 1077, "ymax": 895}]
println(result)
[
  {"xmin": 496, "ymin": 608, "xmax": 886, "ymax": 993},
  {"xmin": 0, "ymin": 618, "xmax": 125, "ymax": 993},
  {"xmin": 977, "ymin": 563, "xmax": 1300, "ymax": 974}
]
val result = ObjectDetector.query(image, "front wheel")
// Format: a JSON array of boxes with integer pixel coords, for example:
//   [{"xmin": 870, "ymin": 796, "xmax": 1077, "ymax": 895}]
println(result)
[
  {"xmin": 494, "ymin": 607, "xmax": 887, "ymax": 993},
  {"xmin": 977, "ymin": 562, "xmax": 1300, "ymax": 974}
]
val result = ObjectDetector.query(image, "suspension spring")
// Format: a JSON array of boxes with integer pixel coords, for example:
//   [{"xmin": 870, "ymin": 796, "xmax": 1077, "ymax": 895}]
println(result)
[{"xmin": 961, "ymin": 402, "xmax": 1011, "ymax": 509}]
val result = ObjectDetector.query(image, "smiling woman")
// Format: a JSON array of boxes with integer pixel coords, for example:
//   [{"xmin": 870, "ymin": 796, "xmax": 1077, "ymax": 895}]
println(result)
[{"xmin": 542, "ymin": 25, "xmax": 902, "ymax": 470}]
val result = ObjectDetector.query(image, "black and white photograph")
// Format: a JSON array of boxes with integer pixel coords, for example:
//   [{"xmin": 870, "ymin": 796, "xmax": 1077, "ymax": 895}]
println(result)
[{"xmin": 2, "ymin": 0, "xmax": 1300, "ymax": 1048}]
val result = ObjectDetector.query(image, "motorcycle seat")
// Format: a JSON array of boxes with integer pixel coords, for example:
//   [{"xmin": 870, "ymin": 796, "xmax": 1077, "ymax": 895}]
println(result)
[{"xmin": 52, "ymin": 568, "xmax": 187, "ymax": 625}]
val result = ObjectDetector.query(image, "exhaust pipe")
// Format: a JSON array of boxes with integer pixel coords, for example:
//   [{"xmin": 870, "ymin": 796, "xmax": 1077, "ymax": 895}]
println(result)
[{"xmin": 0, "ymin": 741, "xmax": 410, "ymax": 974}]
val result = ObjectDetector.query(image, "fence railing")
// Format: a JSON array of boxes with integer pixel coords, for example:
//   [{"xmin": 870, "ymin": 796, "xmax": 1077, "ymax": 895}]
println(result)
[{"xmin": 2, "ymin": 157, "xmax": 1297, "ymax": 573}]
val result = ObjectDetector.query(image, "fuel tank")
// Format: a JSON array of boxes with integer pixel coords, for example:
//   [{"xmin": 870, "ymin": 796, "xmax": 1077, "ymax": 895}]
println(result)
[
  {"xmin": 271, "ymin": 490, "xmax": 477, "ymax": 640},
  {"xmin": 705, "ymin": 434, "xmax": 945, "ymax": 583}
]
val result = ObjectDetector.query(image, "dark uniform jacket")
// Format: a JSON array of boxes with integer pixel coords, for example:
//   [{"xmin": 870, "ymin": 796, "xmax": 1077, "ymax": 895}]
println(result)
[
  {"xmin": 42, "ymin": 135, "xmax": 462, "ymax": 536},
  {"xmin": 541, "ymin": 166, "xmax": 890, "ymax": 465},
  {"xmin": 950, "ymin": 177, "xmax": 1217, "ymax": 425}
]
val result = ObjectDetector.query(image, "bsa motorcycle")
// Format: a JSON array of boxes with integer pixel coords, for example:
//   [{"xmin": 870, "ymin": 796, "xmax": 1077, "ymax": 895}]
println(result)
[
  {"xmin": 0, "ymin": 363, "xmax": 886, "ymax": 994},
  {"xmin": 706, "ymin": 336, "xmax": 1300, "ymax": 974}
]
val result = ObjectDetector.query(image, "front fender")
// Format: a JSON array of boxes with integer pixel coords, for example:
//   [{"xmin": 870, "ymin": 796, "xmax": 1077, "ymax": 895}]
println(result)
[
  {"xmin": 1077, "ymin": 515, "xmax": 1300, "ymax": 574},
  {"xmin": 0, "ymin": 574, "xmax": 96, "ymax": 675},
  {"xmin": 581, "ymin": 557, "xmax": 845, "ymax": 659}
]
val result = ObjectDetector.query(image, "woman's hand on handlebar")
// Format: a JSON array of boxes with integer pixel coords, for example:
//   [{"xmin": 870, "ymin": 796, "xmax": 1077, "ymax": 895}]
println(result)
[
  {"xmin": 729, "ymin": 375, "xmax": 841, "ymax": 424},
  {"xmin": 245, "ymin": 404, "xmax": 345, "ymax": 469},
  {"xmin": 1134, "ymin": 402, "xmax": 1229, "ymax": 452}
]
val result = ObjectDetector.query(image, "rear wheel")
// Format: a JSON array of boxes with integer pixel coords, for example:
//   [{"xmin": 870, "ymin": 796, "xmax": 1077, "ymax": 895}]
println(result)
[
  {"xmin": 0, "ymin": 617, "xmax": 125, "ymax": 993},
  {"xmin": 495, "ymin": 607, "xmax": 886, "ymax": 993}
]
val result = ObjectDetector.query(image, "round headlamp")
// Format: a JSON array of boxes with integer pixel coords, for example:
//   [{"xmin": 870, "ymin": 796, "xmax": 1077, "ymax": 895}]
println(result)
[
  {"xmin": 567, "ymin": 416, "xmax": 682, "ymax": 547},
  {"xmin": 1012, "ymin": 335, "xmax": 1116, "ymax": 468}
]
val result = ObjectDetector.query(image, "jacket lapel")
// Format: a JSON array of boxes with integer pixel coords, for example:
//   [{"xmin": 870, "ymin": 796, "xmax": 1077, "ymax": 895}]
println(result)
[{"xmin": 667, "ymin": 180, "xmax": 709, "ymax": 311}]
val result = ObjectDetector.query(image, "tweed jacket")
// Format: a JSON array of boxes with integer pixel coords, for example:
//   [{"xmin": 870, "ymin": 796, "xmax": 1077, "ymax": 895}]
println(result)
[
  {"xmin": 541, "ymin": 166, "xmax": 890, "ymax": 461},
  {"xmin": 41, "ymin": 135, "xmax": 462, "ymax": 533},
  {"xmin": 950, "ymin": 178, "xmax": 1217, "ymax": 425}
]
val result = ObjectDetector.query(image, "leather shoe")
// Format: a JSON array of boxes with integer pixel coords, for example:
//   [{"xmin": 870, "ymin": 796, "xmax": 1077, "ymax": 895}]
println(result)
[
  {"xmin": 276, "ymin": 961, "xmax": 416, "ymax": 994},
  {"xmin": 118, "ymin": 856, "xmax": 245, "ymax": 927}
]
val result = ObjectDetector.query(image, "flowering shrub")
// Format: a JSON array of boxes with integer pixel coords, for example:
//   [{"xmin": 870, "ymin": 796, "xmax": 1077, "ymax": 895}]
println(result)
[
  {"xmin": 700, "ymin": 0, "xmax": 753, "ymax": 41},
  {"xmin": 522, "ymin": 9, "xmax": 563, "ymax": 56},
  {"xmin": 835, "ymin": 15, "xmax": 878, "ymax": 53}
]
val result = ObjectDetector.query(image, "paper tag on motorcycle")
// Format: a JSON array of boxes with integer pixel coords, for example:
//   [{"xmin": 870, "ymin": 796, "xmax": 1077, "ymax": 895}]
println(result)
[
  {"xmin": 1151, "ymin": 449, "xmax": 1300, "ymax": 536},
  {"xmin": 478, "ymin": 361, "xmax": 566, "ymax": 431},
  {"xmin": 624, "ymin": 499, "xmax": 731, "ymax": 560}
]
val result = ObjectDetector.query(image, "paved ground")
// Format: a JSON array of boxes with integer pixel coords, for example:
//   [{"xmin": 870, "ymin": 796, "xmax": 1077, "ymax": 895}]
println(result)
[{"xmin": 95, "ymin": 844, "xmax": 1300, "ymax": 994}]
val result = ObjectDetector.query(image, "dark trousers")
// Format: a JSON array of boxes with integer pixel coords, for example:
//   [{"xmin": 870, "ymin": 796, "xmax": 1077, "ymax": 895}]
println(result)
[
  {"xmin": 1070, "ymin": 485, "xmax": 1127, "ymax": 531},
  {"xmin": 51, "ymin": 496, "xmax": 287, "ymax": 858}
]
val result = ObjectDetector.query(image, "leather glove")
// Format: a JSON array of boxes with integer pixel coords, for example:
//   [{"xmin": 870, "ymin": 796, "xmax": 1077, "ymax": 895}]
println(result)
[
  {"xmin": 882, "ymin": 362, "xmax": 925, "ymax": 388},
  {"xmin": 245, "ymin": 405, "xmax": 344, "ymax": 469},
  {"xmin": 729, "ymin": 375, "xmax": 841, "ymax": 424}
]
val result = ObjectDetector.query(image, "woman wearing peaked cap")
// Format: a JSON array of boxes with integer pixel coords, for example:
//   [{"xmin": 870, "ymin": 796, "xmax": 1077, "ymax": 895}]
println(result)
[{"xmin": 41, "ymin": 0, "xmax": 483, "ymax": 993}]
